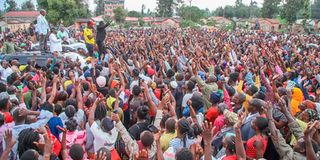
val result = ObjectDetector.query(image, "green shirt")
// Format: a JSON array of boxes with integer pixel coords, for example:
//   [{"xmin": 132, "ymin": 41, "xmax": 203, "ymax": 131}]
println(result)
[{"xmin": 2, "ymin": 41, "xmax": 21, "ymax": 54}]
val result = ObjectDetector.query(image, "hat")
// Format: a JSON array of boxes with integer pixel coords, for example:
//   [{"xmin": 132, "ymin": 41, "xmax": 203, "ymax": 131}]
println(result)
[
  {"xmin": 96, "ymin": 76, "xmax": 106, "ymax": 88},
  {"xmin": 106, "ymin": 97, "xmax": 116, "ymax": 110},
  {"xmin": 101, "ymin": 117, "xmax": 114, "ymax": 132},
  {"xmin": 210, "ymin": 91, "xmax": 222, "ymax": 104},
  {"xmin": 19, "ymin": 65, "xmax": 27, "ymax": 71},
  {"xmin": 223, "ymin": 110, "xmax": 238, "ymax": 124},
  {"xmin": 169, "ymin": 81, "xmax": 178, "ymax": 89},
  {"xmin": 0, "ymin": 92, "xmax": 9, "ymax": 102},
  {"xmin": 205, "ymin": 107, "xmax": 219, "ymax": 124},
  {"xmin": 84, "ymin": 70, "xmax": 91, "ymax": 79}
]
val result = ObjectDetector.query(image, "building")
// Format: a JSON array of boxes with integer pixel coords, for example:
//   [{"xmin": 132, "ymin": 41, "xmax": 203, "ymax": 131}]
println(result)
[
  {"xmin": 152, "ymin": 18, "xmax": 180, "ymax": 28},
  {"xmin": 1, "ymin": 11, "xmax": 40, "ymax": 32},
  {"xmin": 104, "ymin": 0, "xmax": 125, "ymax": 17},
  {"xmin": 248, "ymin": 18, "xmax": 280, "ymax": 32},
  {"xmin": 4, "ymin": 11, "xmax": 40, "ymax": 23}
]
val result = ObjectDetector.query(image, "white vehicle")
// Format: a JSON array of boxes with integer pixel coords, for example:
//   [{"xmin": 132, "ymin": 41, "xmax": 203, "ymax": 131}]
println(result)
[
  {"xmin": 63, "ymin": 52, "xmax": 87, "ymax": 69},
  {"xmin": 31, "ymin": 42, "xmax": 88, "ymax": 53}
]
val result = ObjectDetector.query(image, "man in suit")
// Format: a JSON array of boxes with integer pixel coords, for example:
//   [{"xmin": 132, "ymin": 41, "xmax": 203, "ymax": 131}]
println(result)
[
  {"xmin": 96, "ymin": 21, "xmax": 110, "ymax": 60},
  {"xmin": 36, "ymin": 9, "xmax": 50, "ymax": 52}
]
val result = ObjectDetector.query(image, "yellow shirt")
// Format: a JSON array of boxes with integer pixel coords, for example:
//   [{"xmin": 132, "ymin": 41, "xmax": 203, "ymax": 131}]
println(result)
[
  {"xmin": 83, "ymin": 28, "xmax": 95, "ymax": 45},
  {"xmin": 160, "ymin": 131, "xmax": 177, "ymax": 151}
]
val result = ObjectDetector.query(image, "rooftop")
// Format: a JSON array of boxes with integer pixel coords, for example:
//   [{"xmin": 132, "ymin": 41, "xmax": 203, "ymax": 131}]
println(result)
[{"xmin": 4, "ymin": 11, "xmax": 40, "ymax": 18}]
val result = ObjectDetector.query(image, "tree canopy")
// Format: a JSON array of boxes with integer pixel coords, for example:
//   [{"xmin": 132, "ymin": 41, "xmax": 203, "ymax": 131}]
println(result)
[
  {"xmin": 127, "ymin": 11, "xmax": 141, "ymax": 18},
  {"xmin": 280, "ymin": 0, "xmax": 304, "ymax": 23},
  {"xmin": 21, "ymin": 0, "xmax": 36, "ymax": 11},
  {"xmin": 213, "ymin": 1, "xmax": 260, "ymax": 19},
  {"xmin": 261, "ymin": 0, "xmax": 281, "ymax": 18},
  {"xmin": 113, "ymin": 7, "xmax": 126, "ymax": 23},
  {"xmin": 4, "ymin": 0, "xmax": 17, "ymax": 12},
  {"xmin": 177, "ymin": 5, "xmax": 205, "ymax": 23},
  {"xmin": 156, "ymin": 0, "xmax": 180, "ymax": 17},
  {"xmin": 38, "ymin": 0, "xmax": 91, "ymax": 26},
  {"xmin": 95, "ymin": 0, "xmax": 105, "ymax": 16}
]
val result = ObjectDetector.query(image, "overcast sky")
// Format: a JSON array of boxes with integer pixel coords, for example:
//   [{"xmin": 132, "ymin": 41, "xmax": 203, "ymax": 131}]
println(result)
[{"xmin": 123, "ymin": 0, "xmax": 263, "ymax": 12}]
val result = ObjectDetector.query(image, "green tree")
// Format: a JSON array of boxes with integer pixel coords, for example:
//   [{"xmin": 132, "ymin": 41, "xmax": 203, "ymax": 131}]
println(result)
[
  {"xmin": 127, "ymin": 10, "xmax": 141, "ymax": 17},
  {"xmin": 113, "ymin": 7, "xmax": 126, "ymax": 23},
  {"xmin": 156, "ymin": 0, "xmax": 178, "ymax": 17},
  {"xmin": 311, "ymin": 0, "xmax": 320, "ymax": 19},
  {"xmin": 5, "ymin": 0, "xmax": 17, "ymax": 12},
  {"xmin": 213, "ymin": 7, "xmax": 224, "ymax": 16},
  {"xmin": 37, "ymin": 0, "xmax": 49, "ymax": 10},
  {"xmin": 141, "ymin": 4, "xmax": 146, "ymax": 16},
  {"xmin": 224, "ymin": 5, "xmax": 234, "ymax": 18},
  {"xmin": 95, "ymin": 0, "xmax": 105, "ymax": 16},
  {"xmin": 261, "ymin": 0, "xmax": 281, "ymax": 18},
  {"xmin": 46, "ymin": 0, "xmax": 91, "ymax": 26},
  {"xmin": 138, "ymin": 18, "xmax": 145, "ymax": 26},
  {"xmin": 177, "ymin": 5, "xmax": 205, "ymax": 23},
  {"xmin": 21, "ymin": 0, "xmax": 35, "ymax": 11},
  {"xmin": 281, "ymin": 0, "xmax": 304, "ymax": 23},
  {"xmin": 302, "ymin": 0, "xmax": 311, "ymax": 26}
]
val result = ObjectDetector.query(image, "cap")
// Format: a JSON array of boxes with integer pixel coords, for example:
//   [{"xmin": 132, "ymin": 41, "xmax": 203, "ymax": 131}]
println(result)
[
  {"xmin": 101, "ymin": 117, "xmax": 114, "ymax": 132},
  {"xmin": 0, "ymin": 92, "xmax": 9, "ymax": 102},
  {"xmin": 96, "ymin": 76, "xmax": 106, "ymax": 88}
]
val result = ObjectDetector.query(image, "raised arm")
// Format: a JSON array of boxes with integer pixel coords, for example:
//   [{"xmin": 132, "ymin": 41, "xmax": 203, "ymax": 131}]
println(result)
[
  {"xmin": 75, "ymin": 80, "xmax": 84, "ymax": 110},
  {"xmin": 48, "ymin": 75, "xmax": 58, "ymax": 104},
  {"xmin": 305, "ymin": 121, "xmax": 319, "ymax": 160},
  {"xmin": 40, "ymin": 72, "xmax": 47, "ymax": 104},
  {"xmin": 234, "ymin": 112, "xmax": 246, "ymax": 160}
]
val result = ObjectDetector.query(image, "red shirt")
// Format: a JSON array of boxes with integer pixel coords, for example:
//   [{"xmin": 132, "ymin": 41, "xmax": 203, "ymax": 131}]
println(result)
[
  {"xmin": 223, "ymin": 155, "xmax": 237, "ymax": 160},
  {"xmin": 213, "ymin": 115, "xmax": 225, "ymax": 135},
  {"xmin": 2, "ymin": 112, "xmax": 13, "ymax": 123}
]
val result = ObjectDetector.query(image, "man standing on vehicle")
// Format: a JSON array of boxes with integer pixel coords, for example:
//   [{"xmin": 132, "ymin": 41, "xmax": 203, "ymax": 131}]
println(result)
[
  {"xmin": 84, "ymin": 20, "xmax": 95, "ymax": 57},
  {"xmin": 96, "ymin": 21, "xmax": 110, "ymax": 60},
  {"xmin": 36, "ymin": 9, "xmax": 50, "ymax": 52}
]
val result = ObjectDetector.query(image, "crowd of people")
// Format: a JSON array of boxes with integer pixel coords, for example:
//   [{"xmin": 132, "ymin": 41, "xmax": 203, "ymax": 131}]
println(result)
[{"xmin": 0, "ymin": 9, "xmax": 320, "ymax": 160}]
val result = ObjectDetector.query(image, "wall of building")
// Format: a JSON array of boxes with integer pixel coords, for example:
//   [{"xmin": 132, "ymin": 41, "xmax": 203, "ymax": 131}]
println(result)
[{"xmin": 104, "ymin": 0, "xmax": 124, "ymax": 17}]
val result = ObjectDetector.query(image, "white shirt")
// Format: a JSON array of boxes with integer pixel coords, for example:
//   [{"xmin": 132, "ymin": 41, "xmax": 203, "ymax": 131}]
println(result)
[
  {"xmin": 0, "ymin": 66, "xmax": 13, "ymax": 81},
  {"xmin": 90, "ymin": 121, "xmax": 118, "ymax": 152},
  {"xmin": 36, "ymin": 15, "xmax": 50, "ymax": 35},
  {"xmin": 49, "ymin": 33, "xmax": 62, "ymax": 52},
  {"xmin": 182, "ymin": 93, "xmax": 193, "ymax": 108}
]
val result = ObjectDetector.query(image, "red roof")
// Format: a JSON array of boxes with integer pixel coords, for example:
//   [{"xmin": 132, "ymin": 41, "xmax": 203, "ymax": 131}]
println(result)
[{"xmin": 4, "ymin": 11, "xmax": 40, "ymax": 18}]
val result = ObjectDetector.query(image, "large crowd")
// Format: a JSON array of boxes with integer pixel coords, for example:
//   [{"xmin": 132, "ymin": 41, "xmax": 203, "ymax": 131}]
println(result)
[{"xmin": 0, "ymin": 9, "xmax": 320, "ymax": 160}]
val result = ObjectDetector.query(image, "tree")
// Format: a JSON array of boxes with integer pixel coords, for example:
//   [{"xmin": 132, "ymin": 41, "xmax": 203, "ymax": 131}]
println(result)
[
  {"xmin": 156, "ymin": 0, "xmax": 178, "ymax": 17},
  {"xmin": 113, "ymin": 7, "xmax": 126, "ymax": 23},
  {"xmin": 311, "ymin": 0, "xmax": 320, "ymax": 19},
  {"xmin": 37, "ymin": 0, "xmax": 49, "ymax": 10},
  {"xmin": 45, "ymin": 0, "xmax": 91, "ymax": 26},
  {"xmin": 177, "ymin": 5, "xmax": 205, "ymax": 23},
  {"xmin": 21, "ymin": 0, "xmax": 35, "ymax": 11},
  {"xmin": 127, "ymin": 10, "xmax": 141, "ymax": 17},
  {"xmin": 302, "ymin": 0, "xmax": 311, "ymax": 26},
  {"xmin": 281, "ymin": 0, "xmax": 304, "ymax": 23},
  {"xmin": 5, "ymin": 0, "xmax": 17, "ymax": 12},
  {"xmin": 95, "ymin": 0, "xmax": 105, "ymax": 16},
  {"xmin": 261, "ymin": 0, "xmax": 281, "ymax": 18},
  {"xmin": 138, "ymin": 18, "xmax": 145, "ymax": 26},
  {"xmin": 141, "ymin": 4, "xmax": 146, "ymax": 16},
  {"xmin": 224, "ymin": 5, "xmax": 234, "ymax": 18},
  {"xmin": 213, "ymin": 7, "xmax": 224, "ymax": 17}
]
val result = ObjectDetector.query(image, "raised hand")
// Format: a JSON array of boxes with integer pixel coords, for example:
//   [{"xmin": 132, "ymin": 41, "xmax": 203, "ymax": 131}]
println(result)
[
  {"xmin": 202, "ymin": 120, "xmax": 214, "ymax": 143},
  {"xmin": 234, "ymin": 112, "xmax": 246, "ymax": 130},
  {"xmin": 4, "ymin": 130, "xmax": 16, "ymax": 150}
]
